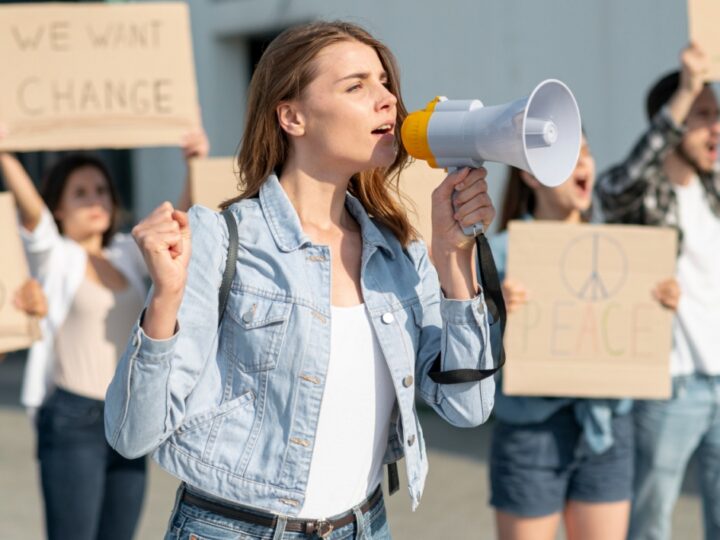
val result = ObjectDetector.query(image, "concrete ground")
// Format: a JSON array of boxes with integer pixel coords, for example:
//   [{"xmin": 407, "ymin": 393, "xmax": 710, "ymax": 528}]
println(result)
[{"xmin": 0, "ymin": 354, "xmax": 703, "ymax": 539}]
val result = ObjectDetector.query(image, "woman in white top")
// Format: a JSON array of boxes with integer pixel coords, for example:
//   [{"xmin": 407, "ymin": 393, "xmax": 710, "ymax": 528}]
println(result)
[
  {"xmin": 0, "ymin": 129, "xmax": 207, "ymax": 540},
  {"xmin": 108, "ymin": 21, "xmax": 499, "ymax": 540}
]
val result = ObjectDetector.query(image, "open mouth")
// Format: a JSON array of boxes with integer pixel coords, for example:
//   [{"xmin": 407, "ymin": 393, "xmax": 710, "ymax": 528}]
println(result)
[
  {"xmin": 372, "ymin": 123, "xmax": 394, "ymax": 135},
  {"xmin": 707, "ymin": 141, "xmax": 718, "ymax": 160},
  {"xmin": 573, "ymin": 175, "xmax": 591, "ymax": 197}
]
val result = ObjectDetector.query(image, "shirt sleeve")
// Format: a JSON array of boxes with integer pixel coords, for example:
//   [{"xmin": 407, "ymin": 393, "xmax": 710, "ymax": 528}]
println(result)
[
  {"xmin": 409, "ymin": 240, "xmax": 498, "ymax": 428},
  {"xmin": 594, "ymin": 106, "xmax": 684, "ymax": 223},
  {"xmin": 104, "ymin": 205, "xmax": 228, "ymax": 458},
  {"xmin": 19, "ymin": 206, "xmax": 62, "ymax": 280}
]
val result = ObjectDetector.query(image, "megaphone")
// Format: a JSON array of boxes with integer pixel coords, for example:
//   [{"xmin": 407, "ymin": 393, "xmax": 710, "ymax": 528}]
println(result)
[{"xmin": 401, "ymin": 79, "xmax": 582, "ymax": 236}]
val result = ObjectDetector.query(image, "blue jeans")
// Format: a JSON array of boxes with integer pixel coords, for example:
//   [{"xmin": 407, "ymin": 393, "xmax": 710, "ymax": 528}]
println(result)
[
  {"xmin": 37, "ymin": 388, "xmax": 147, "ymax": 540},
  {"xmin": 164, "ymin": 485, "xmax": 392, "ymax": 539},
  {"xmin": 630, "ymin": 374, "xmax": 720, "ymax": 540}
]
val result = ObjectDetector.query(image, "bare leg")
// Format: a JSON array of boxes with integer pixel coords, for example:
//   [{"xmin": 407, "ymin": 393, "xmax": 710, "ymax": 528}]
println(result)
[
  {"xmin": 495, "ymin": 509, "xmax": 562, "ymax": 540},
  {"xmin": 564, "ymin": 500, "xmax": 630, "ymax": 540}
]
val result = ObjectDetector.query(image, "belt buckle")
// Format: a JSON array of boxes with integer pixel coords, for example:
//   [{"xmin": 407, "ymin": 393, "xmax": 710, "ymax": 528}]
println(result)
[{"xmin": 315, "ymin": 519, "xmax": 334, "ymax": 538}]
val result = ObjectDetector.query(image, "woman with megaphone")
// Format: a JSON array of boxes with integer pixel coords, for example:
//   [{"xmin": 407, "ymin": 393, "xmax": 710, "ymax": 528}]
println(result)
[
  {"xmin": 104, "ymin": 20, "xmax": 501, "ymax": 540},
  {"xmin": 487, "ymin": 136, "xmax": 679, "ymax": 540}
]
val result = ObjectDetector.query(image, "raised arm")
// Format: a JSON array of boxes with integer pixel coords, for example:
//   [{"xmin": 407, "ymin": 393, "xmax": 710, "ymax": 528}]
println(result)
[
  {"xmin": 176, "ymin": 128, "xmax": 210, "ymax": 212},
  {"xmin": 595, "ymin": 44, "xmax": 709, "ymax": 223},
  {"xmin": 0, "ymin": 150, "xmax": 45, "ymax": 231},
  {"xmin": 413, "ymin": 167, "xmax": 499, "ymax": 427},
  {"xmin": 105, "ymin": 205, "xmax": 228, "ymax": 457}
]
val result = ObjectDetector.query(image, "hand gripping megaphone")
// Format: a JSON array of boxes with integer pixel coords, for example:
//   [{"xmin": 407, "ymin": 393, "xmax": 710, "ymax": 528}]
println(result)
[{"xmin": 401, "ymin": 79, "xmax": 582, "ymax": 237}]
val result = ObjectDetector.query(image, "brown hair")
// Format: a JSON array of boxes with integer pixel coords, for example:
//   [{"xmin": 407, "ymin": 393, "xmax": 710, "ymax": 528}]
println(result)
[
  {"xmin": 497, "ymin": 167, "xmax": 534, "ymax": 232},
  {"xmin": 41, "ymin": 154, "xmax": 121, "ymax": 247},
  {"xmin": 221, "ymin": 20, "xmax": 416, "ymax": 245}
]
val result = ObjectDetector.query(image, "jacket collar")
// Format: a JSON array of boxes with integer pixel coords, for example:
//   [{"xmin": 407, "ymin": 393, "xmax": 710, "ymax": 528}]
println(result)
[{"xmin": 259, "ymin": 174, "xmax": 394, "ymax": 258}]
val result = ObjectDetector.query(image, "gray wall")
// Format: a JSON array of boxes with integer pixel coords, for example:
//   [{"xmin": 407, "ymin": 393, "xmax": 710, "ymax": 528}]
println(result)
[{"xmin": 132, "ymin": 0, "xmax": 690, "ymax": 225}]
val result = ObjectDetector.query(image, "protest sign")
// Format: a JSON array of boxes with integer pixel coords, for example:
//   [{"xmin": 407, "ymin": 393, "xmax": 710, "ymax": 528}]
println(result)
[
  {"xmin": 503, "ymin": 221, "xmax": 676, "ymax": 399},
  {"xmin": 397, "ymin": 159, "xmax": 446, "ymax": 247},
  {"xmin": 688, "ymin": 0, "xmax": 720, "ymax": 80},
  {"xmin": 0, "ymin": 2, "xmax": 199, "ymax": 151},
  {"xmin": 189, "ymin": 157, "xmax": 238, "ymax": 210},
  {"xmin": 0, "ymin": 193, "xmax": 41, "ymax": 354}
]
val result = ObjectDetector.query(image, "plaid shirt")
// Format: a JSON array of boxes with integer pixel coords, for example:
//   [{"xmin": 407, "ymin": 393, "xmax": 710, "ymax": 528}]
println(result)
[{"xmin": 595, "ymin": 107, "xmax": 720, "ymax": 248}]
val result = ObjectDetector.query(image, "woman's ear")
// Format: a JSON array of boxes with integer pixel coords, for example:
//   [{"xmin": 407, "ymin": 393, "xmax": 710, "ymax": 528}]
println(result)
[
  {"xmin": 276, "ymin": 101, "xmax": 305, "ymax": 137},
  {"xmin": 518, "ymin": 169, "xmax": 541, "ymax": 189}
]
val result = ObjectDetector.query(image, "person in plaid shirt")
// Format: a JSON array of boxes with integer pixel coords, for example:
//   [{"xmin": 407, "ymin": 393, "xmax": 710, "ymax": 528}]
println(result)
[{"xmin": 595, "ymin": 43, "xmax": 720, "ymax": 540}]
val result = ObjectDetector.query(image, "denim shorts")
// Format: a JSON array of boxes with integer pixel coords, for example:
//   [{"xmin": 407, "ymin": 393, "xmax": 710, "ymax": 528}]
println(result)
[
  {"xmin": 164, "ymin": 484, "xmax": 391, "ymax": 540},
  {"xmin": 489, "ymin": 406, "xmax": 633, "ymax": 517}
]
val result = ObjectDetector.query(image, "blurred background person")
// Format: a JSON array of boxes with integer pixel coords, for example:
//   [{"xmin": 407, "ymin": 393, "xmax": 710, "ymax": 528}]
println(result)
[
  {"xmin": 0, "ymin": 127, "xmax": 207, "ymax": 540},
  {"xmin": 595, "ymin": 43, "xmax": 720, "ymax": 540},
  {"xmin": 487, "ymin": 135, "xmax": 679, "ymax": 540}
]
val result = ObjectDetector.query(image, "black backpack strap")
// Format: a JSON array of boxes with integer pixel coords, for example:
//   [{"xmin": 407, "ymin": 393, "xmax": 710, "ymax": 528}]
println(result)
[
  {"xmin": 218, "ymin": 209, "xmax": 239, "ymax": 326},
  {"xmin": 428, "ymin": 232, "xmax": 506, "ymax": 383}
]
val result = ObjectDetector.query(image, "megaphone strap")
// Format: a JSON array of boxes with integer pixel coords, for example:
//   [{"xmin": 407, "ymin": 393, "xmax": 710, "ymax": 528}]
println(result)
[{"xmin": 428, "ymin": 233, "xmax": 506, "ymax": 384}]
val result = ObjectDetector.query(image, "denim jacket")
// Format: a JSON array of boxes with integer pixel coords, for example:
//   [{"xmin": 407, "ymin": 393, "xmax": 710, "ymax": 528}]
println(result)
[{"xmin": 105, "ymin": 174, "xmax": 498, "ymax": 513}]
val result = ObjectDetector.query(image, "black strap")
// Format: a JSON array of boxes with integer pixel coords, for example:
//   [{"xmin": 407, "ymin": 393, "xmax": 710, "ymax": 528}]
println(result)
[
  {"xmin": 387, "ymin": 462, "xmax": 400, "ymax": 495},
  {"xmin": 218, "ymin": 209, "xmax": 239, "ymax": 325},
  {"xmin": 428, "ymin": 232, "xmax": 506, "ymax": 384}
]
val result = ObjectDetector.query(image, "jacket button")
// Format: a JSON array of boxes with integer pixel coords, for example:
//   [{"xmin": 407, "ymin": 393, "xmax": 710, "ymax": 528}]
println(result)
[
  {"xmin": 407, "ymin": 434, "xmax": 416, "ymax": 446},
  {"xmin": 381, "ymin": 313, "xmax": 394, "ymax": 324},
  {"xmin": 403, "ymin": 375, "xmax": 414, "ymax": 388},
  {"xmin": 242, "ymin": 311, "xmax": 253, "ymax": 324}
]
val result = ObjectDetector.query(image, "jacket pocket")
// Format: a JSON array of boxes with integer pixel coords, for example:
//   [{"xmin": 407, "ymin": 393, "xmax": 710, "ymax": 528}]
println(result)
[
  {"xmin": 175, "ymin": 390, "xmax": 256, "ymax": 435},
  {"xmin": 221, "ymin": 292, "xmax": 292, "ymax": 372},
  {"xmin": 170, "ymin": 391, "xmax": 256, "ymax": 469}
]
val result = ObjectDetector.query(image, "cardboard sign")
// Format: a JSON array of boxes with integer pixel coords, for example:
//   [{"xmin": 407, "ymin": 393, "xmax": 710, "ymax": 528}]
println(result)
[
  {"xmin": 189, "ymin": 157, "xmax": 239, "ymax": 210},
  {"xmin": 0, "ymin": 193, "xmax": 41, "ymax": 354},
  {"xmin": 0, "ymin": 3, "xmax": 199, "ymax": 151},
  {"xmin": 688, "ymin": 0, "xmax": 720, "ymax": 80},
  {"xmin": 503, "ymin": 221, "xmax": 677, "ymax": 399},
  {"xmin": 397, "ymin": 159, "xmax": 447, "ymax": 248}
]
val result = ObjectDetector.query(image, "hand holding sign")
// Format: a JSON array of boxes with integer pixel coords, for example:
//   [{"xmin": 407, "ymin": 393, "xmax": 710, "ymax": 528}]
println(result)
[
  {"xmin": 13, "ymin": 279, "xmax": 48, "ymax": 319},
  {"xmin": 0, "ymin": 193, "xmax": 41, "ymax": 354},
  {"xmin": 680, "ymin": 43, "xmax": 710, "ymax": 96},
  {"xmin": 501, "ymin": 278, "xmax": 528, "ymax": 315},
  {"xmin": 181, "ymin": 128, "xmax": 210, "ymax": 163},
  {"xmin": 652, "ymin": 278, "xmax": 681, "ymax": 311}
]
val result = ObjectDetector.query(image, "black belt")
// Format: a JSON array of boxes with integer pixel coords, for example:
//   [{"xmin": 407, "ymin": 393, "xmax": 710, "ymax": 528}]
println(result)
[{"xmin": 180, "ymin": 485, "xmax": 383, "ymax": 538}]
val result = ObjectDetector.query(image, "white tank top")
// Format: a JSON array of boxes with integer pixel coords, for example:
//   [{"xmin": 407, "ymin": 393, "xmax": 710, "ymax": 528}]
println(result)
[
  {"xmin": 54, "ymin": 278, "xmax": 145, "ymax": 400},
  {"xmin": 671, "ymin": 176, "xmax": 720, "ymax": 375},
  {"xmin": 298, "ymin": 304, "xmax": 395, "ymax": 519}
]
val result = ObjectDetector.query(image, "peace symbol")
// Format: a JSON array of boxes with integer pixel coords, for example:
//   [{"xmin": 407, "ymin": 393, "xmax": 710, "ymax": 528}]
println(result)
[{"xmin": 559, "ymin": 232, "xmax": 627, "ymax": 301}]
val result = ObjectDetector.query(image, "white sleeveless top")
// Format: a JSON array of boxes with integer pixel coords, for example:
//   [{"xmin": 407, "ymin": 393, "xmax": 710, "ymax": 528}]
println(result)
[
  {"xmin": 298, "ymin": 304, "xmax": 395, "ymax": 519},
  {"xmin": 671, "ymin": 176, "xmax": 720, "ymax": 375},
  {"xmin": 54, "ymin": 279, "xmax": 145, "ymax": 400}
]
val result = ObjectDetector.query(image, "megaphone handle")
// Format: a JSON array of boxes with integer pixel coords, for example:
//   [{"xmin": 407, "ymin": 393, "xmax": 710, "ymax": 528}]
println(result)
[{"xmin": 449, "ymin": 166, "xmax": 485, "ymax": 237}]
